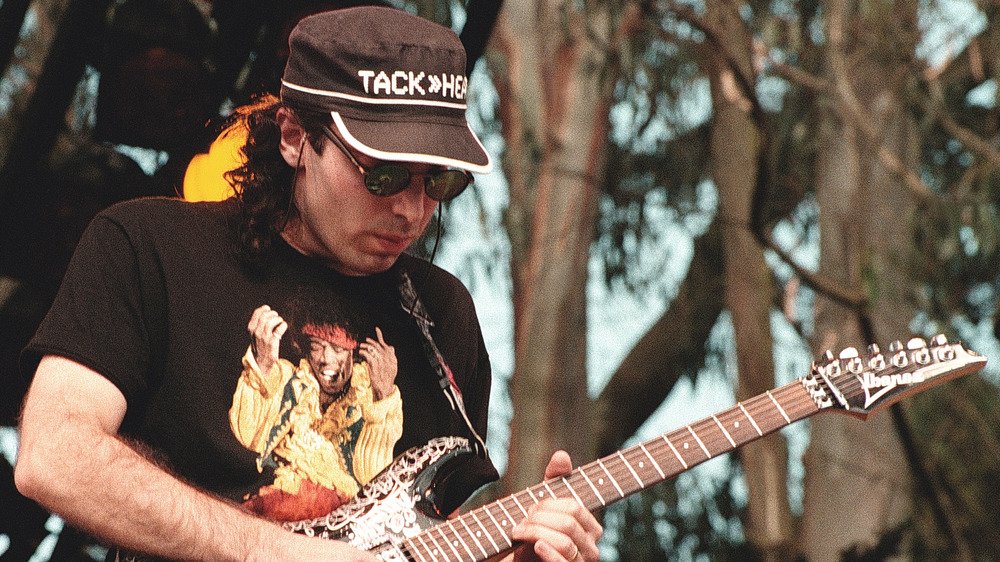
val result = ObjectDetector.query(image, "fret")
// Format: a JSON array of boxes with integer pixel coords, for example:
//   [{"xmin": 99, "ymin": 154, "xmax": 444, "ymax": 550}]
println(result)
[
  {"xmin": 597, "ymin": 458, "xmax": 624, "ymax": 498},
  {"xmin": 718, "ymin": 406, "xmax": 762, "ymax": 445},
  {"xmin": 435, "ymin": 526, "xmax": 464, "ymax": 561},
  {"xmin": 457, "ymin": 517, "xmax": 489, "ymax": 559},
  {"xmin": 560, "ymin": 475, "xmax": 587, "ymax": 509},
  {"xmin": 713, "ymin": 415, "xmax": 736, "ymax": 448},
  {"xmin": 498, "ymin": 497, "xmax": 520, "ymax": 527},
  {"xmin": 448, "ymin": 521, "xmax": 477, "ymax": 562},
  {"xmin": 405, "ymin": 537, "xmax": 430, "ymax": 562},
  {"xmin": 426, "ymin": 528, "xmax": 449, "ymax": 561},
  {"xmin": 579, "ymin": 467, "xmax": 606, "ymax": 506},
  {"xmin": 766, "ymin": 390, "xmax": 791, "ymax": 423},
  {"xmin": 483, "ymin": 504, "xmax": 513, "ymax": 547},
  {"xmin": 663, "ymin": 435, "xmax": 688, "ymax": 469},
  {"xmin": 541, "ymin": 480, "xmax": 558, "ymax": 502},
  {"xmin": 638, "ymin": 443, "xmax": 666, "ymax": 478},
  {"xmin": 738, "ymin": 402, "xmax": 764, "ymax": 435},
  {"xmin": 470, "ymin": 510, "xmax": 503, "ymax": 552},
  {"xmin": 416, "ymin": 533, "xmax": 438, "ymax": 561},
  {"xmin": 687, "ymin": 425, "xmax": 711, "ymax": 458},
  {"xmin": 449, "ymin": 521, "xmax": 477, "ymax": 561},
  {"xmin": 676, "ymin": 426, "xmax": 716, "ymax": 467},
  {"xmin": 617, "ymin": 450, "xmax": 645, "ymax": 488},
  {"xmin": 510, "ymin": 493, "xmax": 530, "ymax": 515}
]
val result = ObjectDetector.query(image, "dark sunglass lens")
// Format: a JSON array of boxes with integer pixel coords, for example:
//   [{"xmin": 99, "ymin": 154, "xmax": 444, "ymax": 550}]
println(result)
[
  {"xmin": 365, "ymin": 166, "xmax": 411, "ymax": 196},
  {"xmin": 425, "ymin": 170, "xmax": 471, "ymax": 201}
]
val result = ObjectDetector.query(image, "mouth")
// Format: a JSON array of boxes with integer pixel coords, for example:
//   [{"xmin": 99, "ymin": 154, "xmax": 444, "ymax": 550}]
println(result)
[
  {"xmin": 372, "ymin": 232, "xmax": 416, "ymax": 253},
  {"xmin": 320, "ymin": 368, "xmax": 340, "ymax": 379}
]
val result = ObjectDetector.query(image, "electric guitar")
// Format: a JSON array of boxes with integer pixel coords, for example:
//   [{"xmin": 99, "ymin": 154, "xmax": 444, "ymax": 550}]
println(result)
[{"xmin": 283, "ymin": 335, "xmax": 987, "ymax": 561}]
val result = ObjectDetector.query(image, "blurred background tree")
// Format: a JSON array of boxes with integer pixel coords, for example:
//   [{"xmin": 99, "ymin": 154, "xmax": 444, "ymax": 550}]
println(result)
[{"xmin": 1, "ymin": 0, "xmax": 998, "ymax": 560}]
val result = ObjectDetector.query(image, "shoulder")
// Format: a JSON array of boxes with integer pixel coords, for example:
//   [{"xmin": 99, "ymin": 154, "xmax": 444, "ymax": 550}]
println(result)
[
  {"xmin": 97, "ymin": 197, "xmax": 236, "ymax": 231},
  {"xmin": 86, "ymin": 197, "xmax": 239, "ymax": 255}
]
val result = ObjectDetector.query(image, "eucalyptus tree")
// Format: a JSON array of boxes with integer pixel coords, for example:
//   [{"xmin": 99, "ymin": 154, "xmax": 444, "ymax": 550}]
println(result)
[{"xmin": 483, "ymin": 0, "xmax": 1000, "ymax": 559}]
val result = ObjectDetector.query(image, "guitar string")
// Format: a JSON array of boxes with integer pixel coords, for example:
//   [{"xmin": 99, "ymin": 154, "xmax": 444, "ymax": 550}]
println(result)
[
  {"xmin": 538, "ymin": 382, "xmax": 819, "ymax": 514},
  {"xmin": 398, "ymin": 349, "xmax": 943, "ymax": 561}
]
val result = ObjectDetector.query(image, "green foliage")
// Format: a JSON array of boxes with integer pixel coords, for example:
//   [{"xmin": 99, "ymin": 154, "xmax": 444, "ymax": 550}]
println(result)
[
  {"xmin": 609, "ymin": 459, "xmax": 760, "ymax": 561},
  {"xmin": 906, "ymin": 376, "xmax": 1000, "ymax": 559}
]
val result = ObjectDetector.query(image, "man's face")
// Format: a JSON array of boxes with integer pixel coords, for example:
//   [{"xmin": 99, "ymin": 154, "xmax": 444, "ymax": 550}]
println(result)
[
  {"xmin": 281, "ymin": 120, "xmax": 440, "ymax": 276},
  {"xmin": 307, "ymin": 336, "xmax": 354, "ymax": 396}
]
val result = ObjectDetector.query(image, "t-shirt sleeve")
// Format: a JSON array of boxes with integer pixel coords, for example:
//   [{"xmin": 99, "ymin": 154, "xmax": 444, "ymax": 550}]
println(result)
[{"xmin": 23, "ymin": 209, "xmax": 163, "ymax": 407}]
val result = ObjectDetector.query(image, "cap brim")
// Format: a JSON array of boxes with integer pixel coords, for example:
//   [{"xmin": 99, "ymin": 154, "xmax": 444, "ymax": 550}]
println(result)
[{"xmin": 331, "ymin": 112, "xmax": 493, "ymax": 174}]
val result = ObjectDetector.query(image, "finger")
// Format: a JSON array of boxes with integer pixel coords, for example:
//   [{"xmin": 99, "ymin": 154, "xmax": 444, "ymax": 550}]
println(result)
[
  {"xmin": 513, "ymin": 500, "xmax": 602, "ymax": 556},
  {"xmin": 544, "ymin": 450, "xmax": 573, "ymax": 479},
  {"xmin": 374, "ymin": 326, "xmax": 385, "ymax": 343},
  {"xmin": 358, "ymin": 342, "xmax": 376, "ymax": 361},
  {"xmin": 271, "ymin": 318, "xmax": 288, "ymax": 340},
  {"xmin": 247, "ymin": 305, "xmax": 271, "ymax": 332},
  {"xmin": 533, "ymin": 539, "xmax": 579, "ymax": 562},
  {"xmin": 519, "ymin": 498, "xmax": 601, "ymax": 536},
  {"xmin": 258, "ymin": 314, "xmax": 286, "ymax": 340}
]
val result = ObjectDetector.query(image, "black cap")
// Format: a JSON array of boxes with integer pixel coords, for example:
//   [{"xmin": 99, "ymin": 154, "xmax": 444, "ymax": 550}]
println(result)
[{"xmin": 280, "ymin": 6, "xmax": 492, "ymax": 173}]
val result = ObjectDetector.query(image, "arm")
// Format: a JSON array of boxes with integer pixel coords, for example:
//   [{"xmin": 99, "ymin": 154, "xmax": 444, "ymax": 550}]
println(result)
[
  {"xmin": 509, "ymin": 451, "xmax": 603, "ymax": 562},
  {"xmin": 15, "ymin": 355, "xmax": 377, "ymax": 562}
]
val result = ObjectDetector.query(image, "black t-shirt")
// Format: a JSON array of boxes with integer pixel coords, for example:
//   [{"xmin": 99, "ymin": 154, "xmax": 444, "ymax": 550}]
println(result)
[{"xmin": 24, "ymin": 197, "xmax": 498, "ymax": 517}]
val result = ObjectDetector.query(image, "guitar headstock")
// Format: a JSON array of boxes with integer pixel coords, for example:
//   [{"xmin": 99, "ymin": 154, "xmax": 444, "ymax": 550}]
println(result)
[{"xmin": 803, "ymin": 335, "xmax": 987, "ymax": 419}]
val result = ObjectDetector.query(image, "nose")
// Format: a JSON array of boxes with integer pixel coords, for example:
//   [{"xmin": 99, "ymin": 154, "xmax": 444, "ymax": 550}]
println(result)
[
  {"xmin": 320, "ymin": 345, "xmax": 338, "ymax": 365},
  {"xmin": 389, "ymin": 180, "xmax": 433, "ymax": 222}
]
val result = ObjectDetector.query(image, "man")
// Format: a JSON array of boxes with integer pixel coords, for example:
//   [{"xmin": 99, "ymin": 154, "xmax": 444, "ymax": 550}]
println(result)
[
  {"xmin": 231, "ymin": 301, "xmax": 403, "ymax": 521},
  {"xmin": 15, "ymin": 6, "xmax": 601, "ymax": 562}
]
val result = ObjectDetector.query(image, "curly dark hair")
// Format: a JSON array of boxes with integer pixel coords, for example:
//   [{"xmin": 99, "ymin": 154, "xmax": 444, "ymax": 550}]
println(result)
[{"xmin": 222, "ymin": 94, "xmax": 329, "ymax": 269}]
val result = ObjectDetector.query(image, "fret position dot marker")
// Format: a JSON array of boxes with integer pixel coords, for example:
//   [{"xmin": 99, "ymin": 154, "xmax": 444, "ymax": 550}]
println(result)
[
  {"xmin": 683, "ymin": 443, "xmax": 689, "ymax": 449},
  {"xmin": 734, "ymin": 421, "xmax": 740, "ymax": 428},
  {"xmin": 598, "ymin": 478, "xmax": 604, "ymax": 485}
]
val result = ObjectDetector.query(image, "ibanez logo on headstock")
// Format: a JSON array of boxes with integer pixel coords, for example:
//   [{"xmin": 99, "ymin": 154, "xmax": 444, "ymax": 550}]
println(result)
[{"xmin": 806, "ymin": 334, "xmax": 987, "ymax": 418}]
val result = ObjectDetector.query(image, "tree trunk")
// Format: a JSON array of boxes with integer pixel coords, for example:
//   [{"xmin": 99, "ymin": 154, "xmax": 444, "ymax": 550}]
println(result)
[
  {"xmin": 488, "ymin": 0, "xmax": 613, "ymax": 493},
  {"xmin": 700, "ymin": 2, "xmax": 795, "ymax": 556},
  {"xmin": 800, "ymin": 1, "xmax": 920, "ymax": 559}
]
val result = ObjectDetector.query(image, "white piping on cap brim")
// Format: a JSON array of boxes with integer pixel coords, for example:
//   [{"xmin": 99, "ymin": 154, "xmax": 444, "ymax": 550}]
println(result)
[
  {"xmin": 330, "ymin": 112, "xmax": 493, "ymax": 174},
  {"xmin": 282, "ymin": 80, "xmax": 470, "ymax": 111}
]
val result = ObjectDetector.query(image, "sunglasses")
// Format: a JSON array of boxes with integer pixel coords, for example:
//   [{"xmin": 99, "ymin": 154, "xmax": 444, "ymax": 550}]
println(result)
[{"xmin": 320, "ymin": 125, "xmax": 473, "ymax": 202}]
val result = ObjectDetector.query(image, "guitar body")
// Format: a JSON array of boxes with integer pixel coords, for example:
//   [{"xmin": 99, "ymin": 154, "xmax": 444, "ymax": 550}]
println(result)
[{"xmin": 283, "ymin": 436, "xmax": 476, "ymax": 560}]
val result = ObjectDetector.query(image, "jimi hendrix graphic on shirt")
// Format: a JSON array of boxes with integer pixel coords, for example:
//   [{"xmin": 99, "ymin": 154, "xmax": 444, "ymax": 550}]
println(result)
[{"xmin": 228, "ymin": 294, "xmax": 403, "ymax": 522}]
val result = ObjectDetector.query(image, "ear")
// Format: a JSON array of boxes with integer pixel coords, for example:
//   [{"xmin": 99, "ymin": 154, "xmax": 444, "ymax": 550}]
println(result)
[{"xmin": 276, "ymin": 107, "xmax": 307, "ymax": 167}]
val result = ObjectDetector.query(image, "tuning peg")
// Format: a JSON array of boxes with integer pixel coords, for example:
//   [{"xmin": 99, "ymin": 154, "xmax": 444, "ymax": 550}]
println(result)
[
  {"xmin": 867, "ymin": 343, "xmax": 881, "ymax": 355},
  {"xmin": 907, "ymin": 337, "xmax": 927, "ymax": 350},
  {"xmin": 892, "ymin": 350, "xmax": 909, "ymax": 368},
  {"xmin": 822, "ymin": 350, "xmax": 835, "ymax": 362},
  {"xmin": 888, "ymin": 340, "xmax": 904, "ymax": 352},
  {"xmin": 838, "ymin": 347, "xmax": 859, "ymax": 359},
  {"xmin": 869, "ymin": 353, "xmax": 886, "ymax": 370},
  {"xmin": 930, "ymin": 334, "xmax": 948, "ymax": 346}
]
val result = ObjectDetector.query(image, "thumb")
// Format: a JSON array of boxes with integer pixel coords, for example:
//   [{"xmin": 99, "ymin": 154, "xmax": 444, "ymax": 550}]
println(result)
[{"xmin": 543, "ymin": 450, "xmax": 573, "ymax": 479}]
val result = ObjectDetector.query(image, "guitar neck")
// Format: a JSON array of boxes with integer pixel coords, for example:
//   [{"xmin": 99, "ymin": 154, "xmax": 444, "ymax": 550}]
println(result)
[{"xmin": 398, "ymin": 380, "xmax": 819, "ymax": 561}]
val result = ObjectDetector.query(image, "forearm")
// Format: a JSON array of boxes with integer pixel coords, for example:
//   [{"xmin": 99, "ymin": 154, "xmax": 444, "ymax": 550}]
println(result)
[
  {"xmin": 18, "ymin": 417, "xmax": 292, "ymax": 560},
  {"xmin": 16, "ymin": 356, "xmax": 373, "ymax": 561}
]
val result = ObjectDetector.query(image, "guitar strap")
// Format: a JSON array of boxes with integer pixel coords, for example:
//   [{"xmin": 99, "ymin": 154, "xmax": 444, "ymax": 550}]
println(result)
[{"xmin": 399, "ymin": 270, "xmax": 490, "ymax": 459}]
